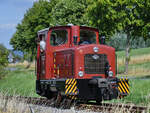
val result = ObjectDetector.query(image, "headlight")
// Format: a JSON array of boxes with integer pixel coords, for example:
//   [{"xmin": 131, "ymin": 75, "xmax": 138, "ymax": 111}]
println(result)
[
  {"xmin": 40, "ymin": 40, "xmax": 46, "ymax": 52},
  {"xmin": 78, "ymin": 71, "xmax": 84, "ymax": 77},
  {"xmin": 93, "ymin": 47, "xmax": 99, "ymax": 53},
  {"xmin": 108, "ymin": 71, "xmax": 113, "ymax": 77}
]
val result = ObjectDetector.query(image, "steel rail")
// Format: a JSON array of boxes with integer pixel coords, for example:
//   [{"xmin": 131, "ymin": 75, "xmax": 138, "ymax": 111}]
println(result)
[{"xmin": 75, "ymin": 103, "xmax": 148, "ymax": 113}]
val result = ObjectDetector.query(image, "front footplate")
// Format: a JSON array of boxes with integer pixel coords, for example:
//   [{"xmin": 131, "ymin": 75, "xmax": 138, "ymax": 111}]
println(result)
[{"xmin": 117, "ymin": 78, "xmax": 130, "ymax": 97}]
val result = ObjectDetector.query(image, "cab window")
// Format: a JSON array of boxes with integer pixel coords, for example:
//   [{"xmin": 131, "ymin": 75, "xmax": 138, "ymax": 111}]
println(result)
[
  {"xmin": 50, "ymin": 29, "xmax": 68, "ymax": 46},
  {"xmin": 79, "ymin": 29, "xmax": 96, "ymax": 44}
]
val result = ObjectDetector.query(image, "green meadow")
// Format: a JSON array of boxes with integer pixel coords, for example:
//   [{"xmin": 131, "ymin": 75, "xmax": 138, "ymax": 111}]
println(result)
[
  {"xmin": 117, "ymin": 47, "xmax": 150, "ymax": 77},
  {"xmin": 0, "ymin": 47, "xmax": 150, "ymax": 106},
  {"xmin": 0, "ymin": 66, "xmax": 38, "ymax": 97}
]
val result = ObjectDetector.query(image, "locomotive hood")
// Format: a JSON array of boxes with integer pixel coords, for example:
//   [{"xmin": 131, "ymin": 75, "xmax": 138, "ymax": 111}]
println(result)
[
  {"xmin": 74, "ymin": 44, "xmax": 116, "ymax": 79},
  {"xmin": 75, "ymin": 44, "xmax": 115, "ymax": 56}
]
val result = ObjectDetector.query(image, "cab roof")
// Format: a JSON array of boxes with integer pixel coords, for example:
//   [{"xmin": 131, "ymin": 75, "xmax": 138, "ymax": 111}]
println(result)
[
  {"xmin": 37, "ymin": 25, "xmax": 99, "ymax": 36},
  {"xmin": 37, "ymin": 28, "xmax": 49, "ymax": 36}
]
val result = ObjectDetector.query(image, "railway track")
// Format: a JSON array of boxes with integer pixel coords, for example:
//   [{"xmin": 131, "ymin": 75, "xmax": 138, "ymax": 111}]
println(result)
[
  {"xmin": 75, "ymin": 103, "xmax": 148, "ymax": 113},
  {"xmin": 2, "ymin": 96, "xmax": 149, "ymax": 113}
]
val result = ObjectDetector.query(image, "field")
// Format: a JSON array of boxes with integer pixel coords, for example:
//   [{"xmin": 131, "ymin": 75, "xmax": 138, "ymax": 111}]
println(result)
[
  {"xmin": 116, "ymin": 47, "xmax": 150, "ymax": 76},
  {"xmin": 0, "ymin": 64, "xmax": 38, "ymax": 97},
  {"xmin": 0, "ymin": 47, "xmax": 150, "ymax": 107},
  {"xmin": 115, "ymin": 47, "xmax": 150, "ymax": 106}
]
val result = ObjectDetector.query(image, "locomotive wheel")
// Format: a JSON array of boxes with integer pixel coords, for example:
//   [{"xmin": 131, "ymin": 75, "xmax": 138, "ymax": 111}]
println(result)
[
  {"xmin": 96, "ymin": 88, "xmax": 102, "ymax": 105},
  {"xmin": 96, "ymin": 99, "xmax": 102, "ymax": 105},
  {"xmin": 45, "ymin": 91, "xmax": 55, "ymax": 100},
  {"xmin": 49, "ymin": 97, "xmax": 57, "ymax": 106},
  {"xmin": 96, "ymin": 96, "xmax": 102, "ymax": 105},
  {"xmin": 60, "ymin": 98, "xmax": 72, "ymax": 109},
  {"xmin": 65, "ymin": 98, "xmax": 72, "ymax": 109},
  {"xmin": 60, "ymin": 98, "xmax": 67, "ymax": 109},
  {"xmin": 54, "ymin": 92, "xmax": 62, "ymax": 108}
]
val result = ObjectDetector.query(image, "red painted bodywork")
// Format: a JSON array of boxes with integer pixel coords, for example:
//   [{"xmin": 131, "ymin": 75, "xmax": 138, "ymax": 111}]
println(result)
[{"xmin": 36, "ymin": 26, "xmax": 116, "ymax": 80}]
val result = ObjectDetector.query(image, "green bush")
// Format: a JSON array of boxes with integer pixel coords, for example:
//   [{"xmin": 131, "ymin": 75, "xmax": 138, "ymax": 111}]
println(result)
[
  {"xmin": 0, "ymin": 66, "xmax": 7, "ymax": 79},
  {"xmin": 107, "ymin": 33, "xmax": 149, "ymax": 51},
  {"xmin": 0, "ymin": 44, "xmax": 8, "ymax": 79},
  {"xmin": 107, "ymin": 33, "xmax": 126, "ymax": 51}
]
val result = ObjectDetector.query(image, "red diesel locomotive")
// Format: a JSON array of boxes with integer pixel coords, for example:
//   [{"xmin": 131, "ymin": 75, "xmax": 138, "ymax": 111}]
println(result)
[{"xmin": 36, "ymin": 25, "xmax": 129, "ymax": 104}]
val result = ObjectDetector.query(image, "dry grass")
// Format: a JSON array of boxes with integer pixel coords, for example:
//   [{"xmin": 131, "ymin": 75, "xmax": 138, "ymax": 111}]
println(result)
[
  {"xmin": 118, "ymin": 67, "xmax": 150, "ymax": 77},
  {"xmin": 8, "ymin": 61, "xmax": 35, "ymax": 69},
  {"xmin": 0, "ymin": 92, "xmax": 149, "ymax": 113},
  {"xmin": 118, "ymin": 54, "xmax": 150, "ymax": 66},
  {"xmin": 127, "ymin": 67, "xmax": 150, "ymax": 77},
  {"xmin": 0, "ymin": 94, "xmax": 29, "ymax": 113},
  {"xmin": 117, "ymin": 54, "xmax": 150, "ymax": 76}
]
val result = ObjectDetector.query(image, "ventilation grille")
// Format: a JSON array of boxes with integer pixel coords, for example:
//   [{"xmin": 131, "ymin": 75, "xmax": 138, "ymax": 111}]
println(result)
[{"xmin": 84, "ymin": 54, "xmax": 108, "ymax": 74}]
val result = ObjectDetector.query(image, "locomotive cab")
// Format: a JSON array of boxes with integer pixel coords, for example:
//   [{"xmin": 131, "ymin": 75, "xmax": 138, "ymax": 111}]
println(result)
[{"xmin": 36, "ymin": 25, "xmax": 129, "ymax": 103}]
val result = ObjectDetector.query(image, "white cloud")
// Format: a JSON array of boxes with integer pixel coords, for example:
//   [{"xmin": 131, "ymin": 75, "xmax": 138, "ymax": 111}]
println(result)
[{"xmin": 0, "ymin": 24, "xmax": 17, "ymax": 30}]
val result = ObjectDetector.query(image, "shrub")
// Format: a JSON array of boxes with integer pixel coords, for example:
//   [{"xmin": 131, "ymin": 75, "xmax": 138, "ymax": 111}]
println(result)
[
  {"xmin": 0, "ymin": 44, "xmax": 8, "ymax": 79},
  {"xmin": 107, "ymin": 33, "xmax": 148, "ymax": 51}
]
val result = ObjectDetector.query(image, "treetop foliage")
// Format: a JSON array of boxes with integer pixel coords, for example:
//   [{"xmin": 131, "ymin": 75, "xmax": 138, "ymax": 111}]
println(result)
[
  {"xmin": 50, "ymin": 0, "xmax": 88, "ymax": 25},
  {"xmin": 10, "ymin": 0, "xmax": 150, "ymax": 54},
  {"xmin": 10, "ymin": 0, "xmax": 88, "ymax": 53},
  {"xmin": 10, "ymin": 0, "xmax": 53, "ymax": 52},
  {"xmin": 87, "ymin": 0, "xmax": 150, "ymax": 39}
]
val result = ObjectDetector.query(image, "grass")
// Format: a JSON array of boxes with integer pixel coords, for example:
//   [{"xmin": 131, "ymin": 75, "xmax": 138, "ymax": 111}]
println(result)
[
  {"xmin": 0, "ymin": 94, "xmax": 30, "ymax": 113},
  {"xmin": 0, "ymin": 66, "xmax": 38, "ymax": 97},
  {"xmin": 116, "ymin": 47, "xmax": 150, "ymax": 58},
  {"xmin": 0, "ymin": 47, "xmax": 150, "ymax": 107},
  {"xmin": 116, "ymin": 47, "xmax": 150, "ymax": 76},
  {"xmin": 118, "ymin": 61, "xmax": 150, "ymax": 76},
  {"xmin": 1, "ymin": 64, "xmax": 149, "ymax": 106},
  {"xmin": 111, "ymin": 47, "xmax": 150, "ymax": 106},
  {"xmin": 117, "ymin": 54, "xmax": 150, "ymax": 66},
  {"xmin": 109, "ymin": 79, "xmax": 150, "ymax": 106},
  {"xmin": 124, "ymin": 79, "xmax": 150, "ymax": 106},
  {"xmin": 0, "ymin": 94, "xmax": 137, "ymax": 113}
]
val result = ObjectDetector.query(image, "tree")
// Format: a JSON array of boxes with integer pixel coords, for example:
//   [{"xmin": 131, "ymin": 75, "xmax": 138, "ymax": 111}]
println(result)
[
  {"xmin": 86, "ymin": 0, "xmax": 119, "ymax": 37},
  {"xmin": 107, "ymin": 33, "xmax": 127, "ymax": 51},
  {"xmin": 0, "ymin": 44, "xmax": 8, "ymax": 67},
  {"xmin": 10, "ymin": 0, "xmax": 55, "ymax": 60},
  {"xmin": 10, "ymin": 0, "xmax": 88, "ymax": 59},
  {"xmin": 50, "ymin": 0, "xmax": 88, "ymax": 25},
  {"xmin": 87, "ymin": 0, "xmax": 150, "ymax": 74},
  {"xmin": 107, "ymin": 33, "xmax": 147, "ymax": 51},
  {"xmin": 0, "ymin": 44, "xmax": 8, "ymax": 78}
]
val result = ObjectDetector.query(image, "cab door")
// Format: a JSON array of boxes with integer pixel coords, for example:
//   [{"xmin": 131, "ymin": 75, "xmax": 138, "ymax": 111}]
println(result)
[
  {"xmin": 46, "ymin": 26, "xmax": 71, "ymax": 79},
  {"xmin": 37, "ymin": 34, "xmax": 47, "ymax": 80}
]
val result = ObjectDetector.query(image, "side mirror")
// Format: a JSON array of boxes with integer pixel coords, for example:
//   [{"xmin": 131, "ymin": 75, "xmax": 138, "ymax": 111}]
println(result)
[
  {"xmin": 100, "ymin": 36, "xmax": 105, "ymax": 44},
  {"xmin": 73, "ymin": 36, "xmax": 78, "ymax": 45}
]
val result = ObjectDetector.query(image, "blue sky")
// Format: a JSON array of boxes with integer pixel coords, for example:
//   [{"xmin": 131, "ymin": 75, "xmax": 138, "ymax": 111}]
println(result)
[{"xmin": 0, "ymin": 0, "xmax": 36, "ymax": 49}]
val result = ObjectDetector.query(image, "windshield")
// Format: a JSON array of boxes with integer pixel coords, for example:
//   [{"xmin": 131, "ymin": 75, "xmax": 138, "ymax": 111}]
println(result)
[
  {"xmin": 50, "ymin": 29, "xmax": 68, "ymax": 46},
  {"xmin": 79, "ymin": 29, "xmax": 96, "ymax": 45}
]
